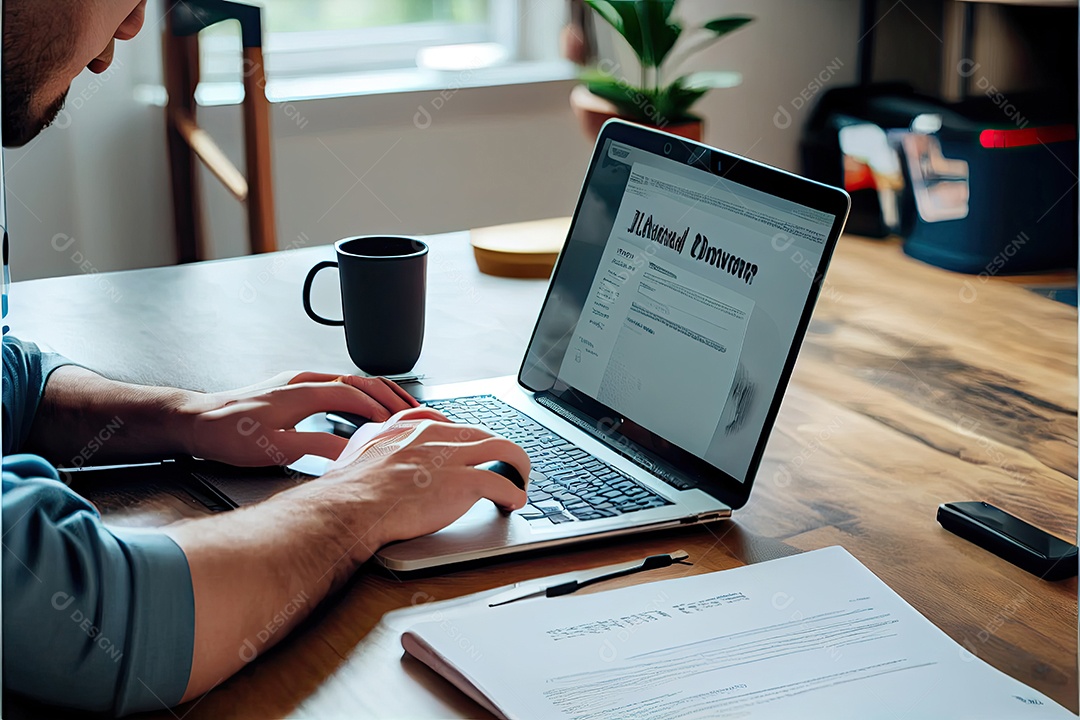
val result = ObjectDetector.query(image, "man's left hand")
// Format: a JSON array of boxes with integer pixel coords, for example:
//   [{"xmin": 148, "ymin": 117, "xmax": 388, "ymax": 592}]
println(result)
[{"xmin": 178, "ymin": 372, "xmax": 419, "ymax": 467}]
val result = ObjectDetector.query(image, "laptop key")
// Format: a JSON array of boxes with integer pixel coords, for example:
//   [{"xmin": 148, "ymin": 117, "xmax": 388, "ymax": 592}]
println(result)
[{"xmin": 532, "ymin": 500, "xmax": 564, "ymax": 514}]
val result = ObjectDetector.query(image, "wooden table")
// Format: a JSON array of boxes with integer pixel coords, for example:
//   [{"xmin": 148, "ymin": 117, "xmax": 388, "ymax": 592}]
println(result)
[{"xmin": 7, "ymin": 228, "xmax": 1077, "ymax": 717}]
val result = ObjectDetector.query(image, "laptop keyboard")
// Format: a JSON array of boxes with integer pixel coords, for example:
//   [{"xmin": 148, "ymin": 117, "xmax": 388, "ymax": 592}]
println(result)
[{"xmin": 425, "ymin": 395, "xmax": 672, "ymax": 524}]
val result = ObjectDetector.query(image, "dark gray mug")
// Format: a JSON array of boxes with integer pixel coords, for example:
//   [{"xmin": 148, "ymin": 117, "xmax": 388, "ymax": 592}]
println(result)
[{"xmin": 303, "ymin": 236, "xmax": 428, "ymax": 375}]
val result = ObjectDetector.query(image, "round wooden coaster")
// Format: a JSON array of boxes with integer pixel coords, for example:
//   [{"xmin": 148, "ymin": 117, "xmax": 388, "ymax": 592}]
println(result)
[{"xmin": 470, "ymin": 217, "xmax": 571, "ymax": 279}]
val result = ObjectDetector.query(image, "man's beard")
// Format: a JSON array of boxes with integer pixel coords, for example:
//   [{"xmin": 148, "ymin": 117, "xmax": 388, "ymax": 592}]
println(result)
[
  {"xmin": 2, "ymin": 81, "xmax": 69, "ymax": 148},
  {"xmin": 2, "ymin": 2, "xmax": 75, "ymax": 148}
]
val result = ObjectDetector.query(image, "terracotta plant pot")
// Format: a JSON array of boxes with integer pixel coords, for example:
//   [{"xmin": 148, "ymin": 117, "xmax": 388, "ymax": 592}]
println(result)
[{"xmin": 570, "ymin": 84, "xmax": 704, "ymax": 142}]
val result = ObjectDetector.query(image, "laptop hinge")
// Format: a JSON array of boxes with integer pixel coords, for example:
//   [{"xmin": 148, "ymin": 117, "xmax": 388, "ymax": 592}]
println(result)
[{"xmin": 533, "ymin": 393, "xmax": 695, "ymax": 491}]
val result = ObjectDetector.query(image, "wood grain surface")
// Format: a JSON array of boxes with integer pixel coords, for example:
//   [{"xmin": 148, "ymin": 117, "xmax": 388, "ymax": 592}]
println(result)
[{"xmin": 5, "ymin": 231, "xmax": 1076, "ymax": 718}]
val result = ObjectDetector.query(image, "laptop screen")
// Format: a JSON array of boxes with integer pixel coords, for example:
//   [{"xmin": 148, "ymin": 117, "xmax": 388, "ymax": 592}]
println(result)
[{"xmin": 520, "ymin": 123, "xmax": 847, "ymax": 504}]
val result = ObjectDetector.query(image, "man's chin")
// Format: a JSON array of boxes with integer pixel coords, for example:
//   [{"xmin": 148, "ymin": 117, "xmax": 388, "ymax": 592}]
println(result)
[
  {"xmin": 3, "ymin": 122, "xmax": 42, "ymax": 148},
  {"xmin": 2, "ymin": 92, "xmax": 68, "ymax": 148}
]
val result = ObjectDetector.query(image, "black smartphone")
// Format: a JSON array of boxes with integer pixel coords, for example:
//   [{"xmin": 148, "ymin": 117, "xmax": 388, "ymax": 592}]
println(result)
[{"xmin": 937, "ymin": 501, "xmax": 1078, "ymax": 581}]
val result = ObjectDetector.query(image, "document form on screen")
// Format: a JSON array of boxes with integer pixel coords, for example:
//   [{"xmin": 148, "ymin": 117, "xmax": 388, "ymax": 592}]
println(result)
[{"xmin": 559, "ymin": 162, "xmax": 766, "ymax": 456}]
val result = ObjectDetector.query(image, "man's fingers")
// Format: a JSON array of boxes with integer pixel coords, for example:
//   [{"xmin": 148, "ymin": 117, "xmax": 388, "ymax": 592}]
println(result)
[
  {"xmin": 390, "ymin": 407, "xmax": 449, "ymax": 424},
  {"xmin": 401, "ymin": 421, "xmax": 505, "ymax": 447},
  {"xmin": 377, "ymin": 377, "xmax": 421, "ymax": 408},
  {"xmin": 272, "ymin": 430, "xmax": 349, "ymax": 463},
  {"xmin": 278, "ymin": 375, "xmax": 417, "ymax": 420},
  {"xmin": 351, "ymin": 419, "xmax": 485, "ymax": 461},
  {"xmin": 287, "ymin": 373, "xmax": 419, "ymax": 412},
  {"xmin": 423, "ymin": 437, "xmax": 532, "ymax": 481},
  {"xmin": 340, "ymin": 376, "xmax": 416, "ymax": 414},
  {"xmin": 466, "ymin": 468, "xmax": 530, "ymax": 511},
  {"xmin": 329, "ymin": 408, "xmax": 451, "ymax": 470},
  {"xmin": 270, "ymin": 381, "xmax": 398, "ymax": 426}
]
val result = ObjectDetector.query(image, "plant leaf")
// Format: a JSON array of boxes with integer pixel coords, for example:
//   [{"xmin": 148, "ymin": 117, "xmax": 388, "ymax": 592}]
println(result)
[
  {"xmin": 583, "ymin": 74, "xmax": 655, "ymax": 120},
  {"xmin": 656, "ymin": 76, "xmax": 711, "ymax": 121},
  {"xmin": 582, "ymin": 72, "xmax": 717, "ymax": 124},
  {"xmin": 702, "ymin": 15, "xmax": 754, "ymax": 38},
  {"xmin": 584, "ymin": 0, "xmax": 625, "ymax": 37},
  {"xmin": 639, "ymin": 1, "xmax": 682, "ymax": 67},
  {"xmin": 586, "ymin": 1, "xmax": 682, "ymax": 68},
  {"xmin": 586, "ymin": 1, "xmax": 645, "ymax": 66}
]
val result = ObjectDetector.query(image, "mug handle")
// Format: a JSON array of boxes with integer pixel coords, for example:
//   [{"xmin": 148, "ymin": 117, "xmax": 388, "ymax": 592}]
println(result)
[{"xmin": 302, "ymin": 261, "xmax": 345, "ymax": 326}]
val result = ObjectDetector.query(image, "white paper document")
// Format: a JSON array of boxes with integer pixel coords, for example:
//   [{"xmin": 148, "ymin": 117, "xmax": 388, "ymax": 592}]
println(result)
[{"xmin": 402, "ymin": 547, "xmax": 1074, "ymax": 720}]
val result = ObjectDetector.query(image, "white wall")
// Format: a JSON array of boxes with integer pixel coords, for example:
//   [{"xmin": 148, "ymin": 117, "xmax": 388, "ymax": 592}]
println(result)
[
  {"xmin": 5, "ymin": 0, "xmax": 860, "ymax": 280},
  {"xmin": 4, "ymin": 22, "xmax": 175, "ymax": 281},
  {"xmin": 195, "ymin": 79, "xmax": 595, "ymax": 259}
]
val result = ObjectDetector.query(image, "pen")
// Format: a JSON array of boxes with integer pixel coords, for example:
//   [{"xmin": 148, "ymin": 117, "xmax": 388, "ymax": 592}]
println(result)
[{"xmin": 488, "ymin": 550, "xmax": 692, "ymax": 607}]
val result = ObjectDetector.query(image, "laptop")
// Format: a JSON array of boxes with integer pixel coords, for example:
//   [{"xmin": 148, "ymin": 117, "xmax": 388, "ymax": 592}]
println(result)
[
  {"xmin": 79, "ymin": 121, "xmax": 846, "ymax": 571},
  {"xmin": 350, "ymin": 121, "xmax": 850, "ymax": 571}
]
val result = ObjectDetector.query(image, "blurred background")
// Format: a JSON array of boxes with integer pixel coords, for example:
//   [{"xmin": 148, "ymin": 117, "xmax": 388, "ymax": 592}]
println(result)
[{"xmin": 3, "ymin": 0, "xmax": 1076, "ymax": 284}]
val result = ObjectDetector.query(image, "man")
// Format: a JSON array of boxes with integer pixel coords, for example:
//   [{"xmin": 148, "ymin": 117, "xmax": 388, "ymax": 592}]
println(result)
[{"xmin": 1, "ymin": 1, "xmax": 530, "ymax": 715}]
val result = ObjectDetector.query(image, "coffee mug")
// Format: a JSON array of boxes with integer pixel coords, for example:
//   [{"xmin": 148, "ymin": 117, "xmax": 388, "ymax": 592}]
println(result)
[{"xmin": 302, "ymin": 236, "xmax": 428, "ymax": 376}]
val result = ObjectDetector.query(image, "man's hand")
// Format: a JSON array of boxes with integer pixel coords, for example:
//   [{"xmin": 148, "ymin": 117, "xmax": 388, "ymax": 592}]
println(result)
[
  {"xmin": 27, "ymin": 366, "xmax": 418, "ymax": 469},
  {"xmin": 166, "ymin": 406, "xmax": 530, "ymax": 701},
  {"xmin": 177, "ymin": 371, "xmax": 419, "ymax": 467},
  {"xmin": 295, "ymin": 406, "xmax": 531, "ymax": 547}
]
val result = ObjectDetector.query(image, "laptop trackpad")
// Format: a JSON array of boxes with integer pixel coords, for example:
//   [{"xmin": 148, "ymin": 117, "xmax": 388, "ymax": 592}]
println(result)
[{"xmin": 443, "ymin": 501, "xmax": 515, "ymax": 531}]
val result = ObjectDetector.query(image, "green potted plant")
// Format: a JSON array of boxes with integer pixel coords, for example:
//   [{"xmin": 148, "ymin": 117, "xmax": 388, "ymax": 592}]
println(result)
[{"xmin": 571, "ymin": 1, "xmax": 753, "ymax": 141}]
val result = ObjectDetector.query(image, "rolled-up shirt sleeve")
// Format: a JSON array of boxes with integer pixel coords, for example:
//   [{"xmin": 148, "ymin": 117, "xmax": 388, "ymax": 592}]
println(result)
[
  {"xmin": 2, "ymin": 335, "xmax": 72, "ymax": 456},
  {"xmin": 2, "ymin": 337, "xmax": 195, "ymax": 715}
]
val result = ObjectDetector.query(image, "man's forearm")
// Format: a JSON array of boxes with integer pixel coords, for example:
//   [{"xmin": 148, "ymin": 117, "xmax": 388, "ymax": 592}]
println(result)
[
  {"xmin": 163, "ymin": 483, "xmax": 382, "ymax": 701},
  {"xmin": 25, "ymin": 365, "xmax": 198, "ymax": 466}
]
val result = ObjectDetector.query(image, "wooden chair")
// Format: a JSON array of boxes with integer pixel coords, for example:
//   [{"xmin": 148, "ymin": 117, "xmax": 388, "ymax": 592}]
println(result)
[{"xmin": 164, "ymin": 0, "xmax": 277, "ymax": 263}]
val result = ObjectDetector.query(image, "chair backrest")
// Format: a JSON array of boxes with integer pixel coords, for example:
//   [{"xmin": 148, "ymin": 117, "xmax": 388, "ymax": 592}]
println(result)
[{"xmin": 164, "ymin": 0, "xmax": 277, "ymax": 263}]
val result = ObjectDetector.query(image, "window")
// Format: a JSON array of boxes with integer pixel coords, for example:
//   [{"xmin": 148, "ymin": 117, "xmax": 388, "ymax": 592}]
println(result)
[{"xmin": 198, "ymin": 0, "xmax": 565, "ymax": 94}]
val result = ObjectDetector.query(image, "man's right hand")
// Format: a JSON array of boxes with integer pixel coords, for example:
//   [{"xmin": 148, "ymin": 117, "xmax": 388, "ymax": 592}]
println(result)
[
  {"xmin": 167, "ymin": 406, "xmax": 530, "ymax": 702},
  {"xmin": 280, "ymin": 406, "xmax": 531, "ymax": 552}
]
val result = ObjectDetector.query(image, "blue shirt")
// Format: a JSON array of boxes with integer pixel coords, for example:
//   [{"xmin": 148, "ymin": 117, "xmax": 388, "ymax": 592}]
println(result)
[{"xmin": 2, "ymin": 336, "xmax": 195, "ymax": 715}]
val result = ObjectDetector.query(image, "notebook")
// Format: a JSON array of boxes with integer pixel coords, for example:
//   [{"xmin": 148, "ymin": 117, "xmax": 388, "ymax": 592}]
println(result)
[{"xmin": 402, "ymin": 547, "xmax": 1073, "ymax": 719}]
